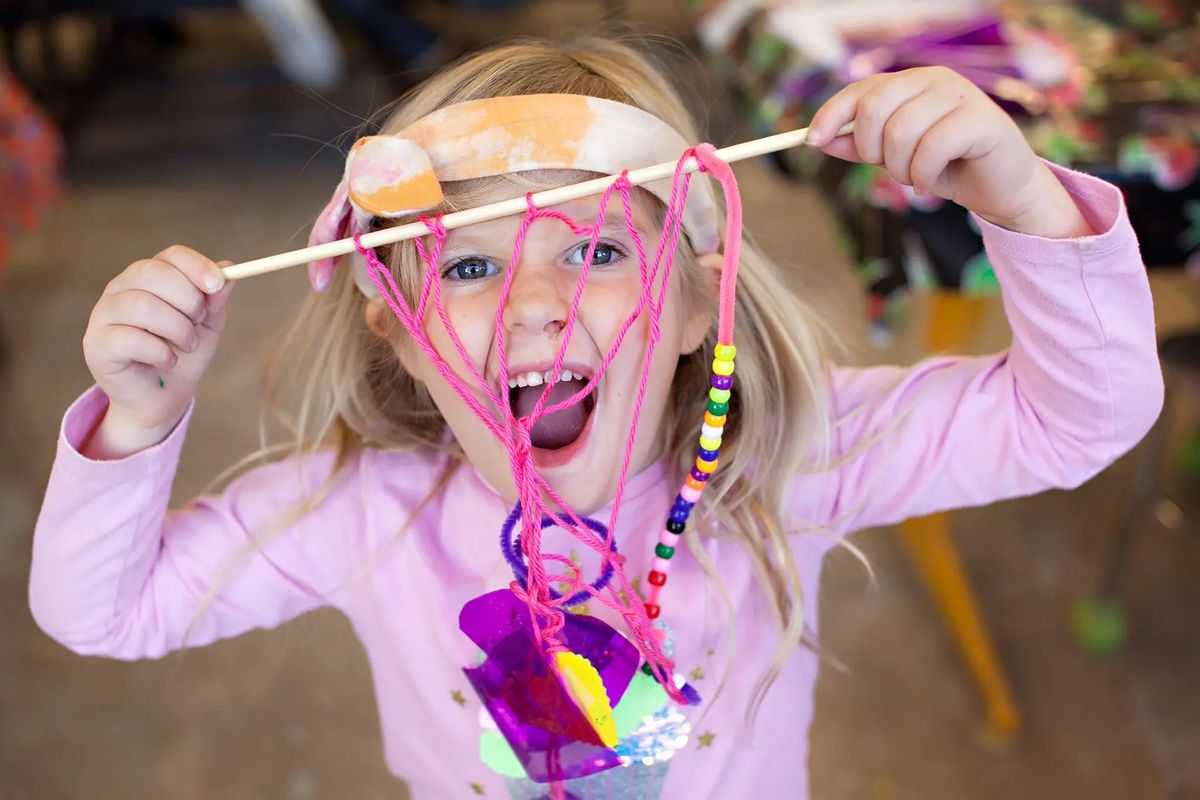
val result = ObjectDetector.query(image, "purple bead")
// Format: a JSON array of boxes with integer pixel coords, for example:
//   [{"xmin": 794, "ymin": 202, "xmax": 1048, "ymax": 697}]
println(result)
[
  {"xmin": 670, "ymin": 507, "xmax": 690, "ymax": 523},
  {"xmin": 697, "ymin": 445, "xmax": 719, "ymax": 461},
  {"xmin": 690, "ymin": 466, "xmax": 710, "ymax": 482},
  {"xmin": 711, "ymin": 374, "xmax": 733, "ymax": 391},
  {"xmin": 673, "ymin": 496, "xmax": 695, "ymax": 512}
]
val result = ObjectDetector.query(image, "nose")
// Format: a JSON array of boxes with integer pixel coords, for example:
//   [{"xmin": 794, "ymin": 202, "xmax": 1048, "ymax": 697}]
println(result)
[{"xmin": 501, "ymin": 264, "xmax": 569, "ymax": 338}]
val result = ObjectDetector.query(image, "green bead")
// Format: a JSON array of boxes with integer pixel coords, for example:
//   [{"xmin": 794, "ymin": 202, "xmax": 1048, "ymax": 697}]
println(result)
[
  {"xmin": 709, "ymin": 387, "xmax": 731, "ymax": 403},
  {"xmin": 707, "ymin": 399, "xmax": 729, "ymax": 416},
  {"xmin": 655, "ymin": 543, "xmax": 676, "ymax": 559},
  {"xmin": 641, "ymin": 662, "xmax": 654, "ymax": 676}
]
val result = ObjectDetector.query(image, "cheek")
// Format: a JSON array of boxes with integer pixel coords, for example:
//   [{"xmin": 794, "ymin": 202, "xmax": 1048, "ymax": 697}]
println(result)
[
  {"xmin": 578, "ymin": 273, "xmax": 652, "ymax": 350},
  {"xmin": 422, "ymin": 290, "xmax": 497, "ymax": 383}
]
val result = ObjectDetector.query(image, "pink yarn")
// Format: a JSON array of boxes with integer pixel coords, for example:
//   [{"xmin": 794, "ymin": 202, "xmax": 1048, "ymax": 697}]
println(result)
[{"xmin": 353, "ymin": 144, "xmax": 743, "ymax": 706}]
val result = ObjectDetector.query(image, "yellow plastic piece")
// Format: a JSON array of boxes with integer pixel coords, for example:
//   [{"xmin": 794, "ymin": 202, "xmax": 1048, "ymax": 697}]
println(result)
[
  {"xmin": 699, "ymin": 435, "xmax": 722, "ymax": 451},
  {"xmin": 553, "ymin": 651, "xmax": 618, "ymax": 748},
  {"xmin": 713, "ymin": 343, "xmax": 736, "ymax": 360},
  {"xmin": 694, "ymin": 456, "xmax": 718, "ymax": 474}
]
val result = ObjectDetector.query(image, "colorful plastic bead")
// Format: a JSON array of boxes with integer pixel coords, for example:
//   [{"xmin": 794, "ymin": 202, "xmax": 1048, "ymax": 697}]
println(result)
[
  {"xmin": 704, "ymin": 411, "xmax": 726, "ymax": 427},
  {"xmin": 680, "ymin": 484, "xmax": 702, "ymax": 503},
  {"xmin": 714, "ymin": 344, "xmax": 736, "ymax": 361},
  {"xmin": 700, "ymin": 423, "xmax": 724, "ymax": 440},
  {"xmin": 651, "ymin": 557, "xmax": 672, "ymax": 574},
  {"xmin": 645, "ymin": 603, "xmax": 661, "ymax": 619},
  {"xmin": 659, "ymin": 530, "xmax": 681, "ymax": 547},
  {"xmin": 648, "ymin": 570, "xmax": 667, "ymax": 586},
  {"xmin": 656, "ymin": 543, "xmax": 676, "ymax": 559},
  {"xmin": 642, "ymin": 662, "xmax": 654, "ymax": 676},
  {"xmin": 666, "ymin": 519, "xmax": 685, "ymax": 534},
  {"xmin": 690, "ymin": 465, "xmax": 710, "ymax": 482},
  {"xmin": 711, "ymin": 374, "xmax": 733, "ymax": 391},
  {"xmin": 684, "ymin": 474, "xmax": 706, "ymax": 492},
  {"xmin": 698, "ymin": 435, "xmax": 721, "ymax": 452},
  {"xmin": 712, "ymin": 358, "xmax": 734, "ymax": 377},
  {"xmin": 694, "ymin": 457, "xmax": 717, "ymax": 474},
  {"xmin": 709, "ymin": 388, "xmax": 731, "ymax": 404},
  {"xmin": 697, "ymin": 445, "xmax": 719, "ymax": 461},
  {"xmin": 707, "ymin": 400, "xmax": 729, "ymax": 416},
  {"xmin": 673, "ymin": 496, "xmax": 695, "ymax": 512},
  {"xmin": 669, "ymin": 507, "xmax": 689, "ymax": 523}
]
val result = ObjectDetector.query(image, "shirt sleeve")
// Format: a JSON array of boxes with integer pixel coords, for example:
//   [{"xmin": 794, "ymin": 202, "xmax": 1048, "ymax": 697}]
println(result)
[
  {"xmin": 28, "ymin": 386, "xmax": 374, "ymax": 659},
  {"xmin": 801, "ymin": 162, "xmax": 1164, "ymax": 534}
]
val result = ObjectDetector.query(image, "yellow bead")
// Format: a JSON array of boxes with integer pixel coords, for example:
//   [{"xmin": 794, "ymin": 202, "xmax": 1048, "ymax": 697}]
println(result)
[
  {"xmin": 712, "ymin": 358, "xmax": 734, "ymax": 376},
  {"xmin": 714, "ymin": 344, "xmax": 736, "ymax": 361},
  {"xmin": 709, "ymin": 388, "xmax": 731, "ymax": 403},
  {"xmin": 699, "ymin": 435, "xmax": 722, "ymax": 451},
  {"xmin": 695, "ymin": 456, "xmax": 718, "ymax": 474},
  {"xmin": 704, "ymin": 411, "xmax": 726, "ymax": 427}
]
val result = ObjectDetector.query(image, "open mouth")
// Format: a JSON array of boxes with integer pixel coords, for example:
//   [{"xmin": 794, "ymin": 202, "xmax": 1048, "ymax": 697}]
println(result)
[{"xmin": 506, "ymin": 367, "xmax": 597, "ymax": 456}]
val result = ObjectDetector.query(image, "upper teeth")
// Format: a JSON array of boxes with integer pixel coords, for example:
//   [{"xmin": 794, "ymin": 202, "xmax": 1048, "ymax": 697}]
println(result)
[{"xmin": 507, "ymin": 370, "xmax": 584, "ymax": 389}]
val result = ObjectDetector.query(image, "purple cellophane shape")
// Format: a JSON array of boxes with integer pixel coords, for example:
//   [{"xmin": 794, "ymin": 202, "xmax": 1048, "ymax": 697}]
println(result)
[{"xmin": 460, "ymin": 589, "xmax": 640, "ymax": 783}]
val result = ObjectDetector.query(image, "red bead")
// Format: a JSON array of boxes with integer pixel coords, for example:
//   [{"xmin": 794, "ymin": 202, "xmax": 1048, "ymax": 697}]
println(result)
[
  {"xmin": 648, "ymin": 570, "xmax": 667, "ymax": 586},
  {"xmin": 645, "ymin": 603, "xmax": 661, "ymax": 619}
]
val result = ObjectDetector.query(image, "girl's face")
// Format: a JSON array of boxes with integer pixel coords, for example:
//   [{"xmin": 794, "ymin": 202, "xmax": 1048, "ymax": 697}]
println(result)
[{"xmin": 370, "ymin": 177, "xmax": 715, "ymax": 514}]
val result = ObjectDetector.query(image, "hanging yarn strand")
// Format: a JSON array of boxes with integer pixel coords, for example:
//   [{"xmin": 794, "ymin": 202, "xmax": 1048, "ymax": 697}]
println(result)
[{"xmin": 355, "ymin": 143, "xmax": 746, "ymax": 725}]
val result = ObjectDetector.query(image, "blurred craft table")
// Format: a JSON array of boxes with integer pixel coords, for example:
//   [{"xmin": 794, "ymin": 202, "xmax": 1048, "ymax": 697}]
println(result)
[{"xmin": 890, "ymin": 273, "xmax": 1200, "ymax": 740}]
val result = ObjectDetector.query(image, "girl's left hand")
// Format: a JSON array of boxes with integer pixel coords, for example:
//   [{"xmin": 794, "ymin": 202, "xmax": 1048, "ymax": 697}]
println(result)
[{"xmin": 807, "ymin": 67, "xmax": 1090, "ymax": 238}]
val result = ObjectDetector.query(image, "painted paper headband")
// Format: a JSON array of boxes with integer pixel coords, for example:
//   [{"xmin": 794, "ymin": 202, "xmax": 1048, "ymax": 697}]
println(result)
[{"xmin": 306, "ymin": 94, "xmax": 722, "ymax": 294}]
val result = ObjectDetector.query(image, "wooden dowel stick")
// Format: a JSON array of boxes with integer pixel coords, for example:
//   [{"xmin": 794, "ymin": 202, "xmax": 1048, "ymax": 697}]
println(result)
[{"xmin": 221, "ymin": 122, "xmax": 853, "ymax": 281}]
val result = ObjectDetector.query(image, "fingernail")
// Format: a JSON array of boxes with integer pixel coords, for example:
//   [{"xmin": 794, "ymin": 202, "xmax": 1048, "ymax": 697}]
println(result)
[
  {"xmin": 204, "ymin": 274, "xmax": 224, "ymax": 293},
  {"xmin": 806, "ymin": 129, "xmax": 825, "ymax": 146}
]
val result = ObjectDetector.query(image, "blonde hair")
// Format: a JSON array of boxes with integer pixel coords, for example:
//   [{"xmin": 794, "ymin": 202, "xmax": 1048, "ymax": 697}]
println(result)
[{"xmin": 216, "ymin": 35, "xmax": 839, "ymax": 719}]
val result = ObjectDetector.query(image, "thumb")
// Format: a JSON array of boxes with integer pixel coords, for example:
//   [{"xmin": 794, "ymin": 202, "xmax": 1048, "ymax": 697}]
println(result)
[{"xmin": 818, "ymin": 135, "xmax": 868, "ymax": 165}]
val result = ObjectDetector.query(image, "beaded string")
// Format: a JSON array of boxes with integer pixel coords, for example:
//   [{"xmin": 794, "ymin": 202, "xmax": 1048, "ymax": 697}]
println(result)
[
  {"xmin": 353, "ymin": 142, "xmax": 743, "ymax": 706},
  {"xmin": 639, "ymin": 143, "xmax": 743, "ymax": 685}
]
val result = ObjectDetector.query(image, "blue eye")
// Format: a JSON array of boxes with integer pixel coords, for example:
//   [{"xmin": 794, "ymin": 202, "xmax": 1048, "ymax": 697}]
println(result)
[
  {"xmin": 443, "ymin": 256, "xmax": 499, "ymax": 281},
  {"xmin": 568, "ymin": 241, "xmax": 625, "ymax": 266}
]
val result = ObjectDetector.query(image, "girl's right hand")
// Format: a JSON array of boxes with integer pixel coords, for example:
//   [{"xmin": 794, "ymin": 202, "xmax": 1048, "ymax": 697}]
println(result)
[{"xmin": 82, "ymin": 245, "xmax": 234, "ymax": 458}]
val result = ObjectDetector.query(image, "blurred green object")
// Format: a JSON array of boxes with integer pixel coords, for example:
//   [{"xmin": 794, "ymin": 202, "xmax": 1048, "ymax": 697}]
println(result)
[
  {"xmin": 1071, "ymin": 596, "xmax": 1128, "ymax": 655},
  {"xmin": 1178, "ymin": 426, "xmax": 1200, "ymax": 479}
]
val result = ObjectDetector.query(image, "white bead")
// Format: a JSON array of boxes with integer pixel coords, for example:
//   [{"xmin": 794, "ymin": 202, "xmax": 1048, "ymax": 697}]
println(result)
[{"xmin": 701, "ymin": 423, "xmax": 724, "ymax": 440}]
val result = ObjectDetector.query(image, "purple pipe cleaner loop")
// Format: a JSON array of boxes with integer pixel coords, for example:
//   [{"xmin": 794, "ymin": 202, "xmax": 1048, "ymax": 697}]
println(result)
[{"xmin": 500, "ymin": 503, "xmax": 617, "ymax": 607}]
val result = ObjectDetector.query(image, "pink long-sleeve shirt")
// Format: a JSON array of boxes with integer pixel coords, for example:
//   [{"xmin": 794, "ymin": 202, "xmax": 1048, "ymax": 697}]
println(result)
[{"xmin": 30, "ymin": 165, "xmax": 1163, "ymax": 799}]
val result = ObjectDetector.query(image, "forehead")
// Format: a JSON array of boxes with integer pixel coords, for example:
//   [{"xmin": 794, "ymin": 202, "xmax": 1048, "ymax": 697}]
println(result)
[{"xmin": 439, "ymin": 169, "xmax": 660, "ymax": 243}]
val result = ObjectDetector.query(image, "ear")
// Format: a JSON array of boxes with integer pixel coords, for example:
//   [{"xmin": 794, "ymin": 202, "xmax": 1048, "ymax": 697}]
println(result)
[
  {"xmin": 680, "ymin": 251, "xmax": 723, "ymax": 355},
  {"xmin": 365, "ymin": 296, "xmax": 423, "ymax": 379}
]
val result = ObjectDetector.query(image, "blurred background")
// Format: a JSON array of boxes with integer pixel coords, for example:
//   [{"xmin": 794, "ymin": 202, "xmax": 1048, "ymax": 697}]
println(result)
[{"xmin": 1, "ymin": 0, "xmax": 1198, "ymax": 798}]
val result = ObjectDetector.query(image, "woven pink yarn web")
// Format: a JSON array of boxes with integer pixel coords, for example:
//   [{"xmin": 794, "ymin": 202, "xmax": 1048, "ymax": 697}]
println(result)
[{"xmin": 353, "ymin": 144, "xmax": 742, "ymax": 706}]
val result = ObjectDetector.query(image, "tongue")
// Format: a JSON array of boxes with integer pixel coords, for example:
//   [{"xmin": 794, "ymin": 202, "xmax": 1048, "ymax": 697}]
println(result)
[{"xmin": 513, "ymin": 380, "xmax": 589, "ymax": 450}]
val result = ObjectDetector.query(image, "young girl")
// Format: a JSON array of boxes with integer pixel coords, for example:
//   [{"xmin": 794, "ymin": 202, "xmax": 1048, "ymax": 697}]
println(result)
[{"xmin": 30, "ymin": 38, "xmax": 1162, "ymax": 799}]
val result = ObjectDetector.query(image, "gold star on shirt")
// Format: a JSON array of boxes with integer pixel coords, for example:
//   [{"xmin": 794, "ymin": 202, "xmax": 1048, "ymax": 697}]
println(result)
[
  {"xmin": 689, "ymin": 666, "xmax": 705, "ymax": 682},
  {"xmin": 697, "ymin": 731, "xmax": 716, "ymax": 748},
  {"xmin": 470, "ymin": 781, "xmax": 486, "ymax": 795},
  {"xmin": 451, "ymin": 690, "xmax": 466, "ymax": 707},
  {"xmin": 618, "ymin": 575, "xmax": 645, "ymax": 607}
]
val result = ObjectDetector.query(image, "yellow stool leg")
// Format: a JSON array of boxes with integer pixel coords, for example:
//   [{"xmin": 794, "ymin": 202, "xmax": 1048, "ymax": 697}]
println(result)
[{"xmin": 898, "ymin": 513, "xmax": 1022, "ymax": 737}]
